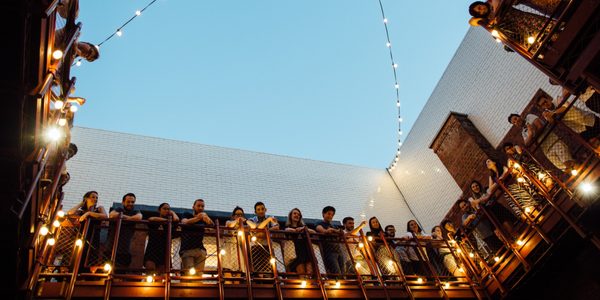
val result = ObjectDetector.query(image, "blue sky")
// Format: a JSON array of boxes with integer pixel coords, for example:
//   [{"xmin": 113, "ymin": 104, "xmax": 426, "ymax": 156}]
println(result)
[{"xmin": 73, "ymin": 0, "xmax": 474, "ymax": 168}]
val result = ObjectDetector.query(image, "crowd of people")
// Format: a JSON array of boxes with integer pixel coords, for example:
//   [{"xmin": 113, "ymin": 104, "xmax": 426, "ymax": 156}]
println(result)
[{"xmin": 66, "ymin": 192, "xmax": 463, "ymax": 280}]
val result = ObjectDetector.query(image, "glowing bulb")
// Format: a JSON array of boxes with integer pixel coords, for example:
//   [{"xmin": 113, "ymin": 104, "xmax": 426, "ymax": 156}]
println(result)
[
  {"xmin": 52, "ymin": 50, "xmax": 63, "ymax": 60},
  {"xmin": 456, "ymin": 248, "xmax": 461, "ymax": 254},
  {"xmin": 146, "ymin": 275, "xmax": 153, "ymax": 282},
  {"xmin": 220, "ymin": 249, "xmax": 226, "ymax": 256},
  {"xmin": 58, "ymin": 118, "xmax": 67, "ymax": 126},
  {"xmin": 237, "ymin": 230, "xmax": 243, "ymax": 236},
  {"xmin": 396, "ymin": 101, "xmax": 400, "ymax": 107},
  {"xmin": 571, "ymin": 169, "xmax": 578, "ymax": 176},
  {"xmin": 57, "ymin": 210, "xmax": 65, "ymax": 218},
  {"xmin": 70, "ymin": 105, "xmax": 78, "ymax": 112},
  {"xmin": 386, "ymin": 42, "xmax": 391, "ymax": 48},
  {"xmin": 458, "ymin": 267, "xmax": 464, "ymax": 273},
  {"xmin": 513, "ymin": 162, "xmax": 521, "ymax": 169},
  {"xmin": 47, "ymin": 238, "xmax": 56, "ymax": 246},
  {"xmin": 517, "ymin": 240, "xmax": 525, "ymax": 246},
  {"xmin": 367, "ymin": 236, "xmax": 373, "ymax": 242},
  {"xmin": 54, "ymin": 100, "xmax": 64, "ymax": 109},
  {"xmin": 251, "ymin": 236, "xmax": 257, "ymax": 242},
  {"xmin": 398, "ymin": 117, "xmax": 403, "ymax": 122},
  {"xmin": 189, "ymin": 267, "xmax": 196, "ymax": 275},
  {"xmin": 75, "ymin": 60, "xmax": 82, "ymax": 66},
  {"xmin": 358, "ymin": 242, "xmax": 364, "ymax": 248},
  {"xmin": 355, "ymin": 262, "xmax": 361, "ymax": 269},
  {"xmin": 469, "ymin": 252, "xmax": 474, "ymax": 258},
  {"xmin": 75, "ymin": 239, "xmax": 83, "ymax": 247},
  {"xmin": 537, "ymin": 172, "xmax": 545, "ymax": 179},
  {"xmin": 135, "ymin": 10, "xmax": 141, "ymax": 16},
  {"xmin": 383, "ymin": 18, "xmax": 388, "ymax": 23},
  {"xmin": 580, "ymin": 182, "xmax": 593, "ymax": 193},
  {"xmin": 491, "ymin": 29, "xmax": 500, "ymax": 38},
  {"xmin": 53, "ymin": 220, "xmax": 60, "ymax": 227},
  {"xmin": 393, "ymin": 63, "xmax": 398, "ymax": 69},
  {"xmin": 398, "ymin": 142, "xmax": 402, "ymax": 146},
  {"xmin": 494, "ymin": 256, "xmax": 500, "ymax": 262},
  {"xmin": 394, "ymin": 84, "xmax": 399, "ymax": 89},
  {"xmin": 40, "ymin": 226, "xmax": 49, "ymax": 236},
  {"xmin": 387, "ymin": 260, "xmax": 394, "ymax": 266},
  {"xmin": 525, "ymin": 207, "xmax": 532, "ymax": 214},
  {"xmin": 300, "ymin": 280, "xmax": 307, "ymax": 288},
  {"xmin": 398, "ymin": 130, "xmax": 403, "ymax": 135},
  {"xmin": 517, "ymin": 177, "xmax": 526, "ymax": 183},
  {"xmin": 335, "ymin": 281, "xmax": 341, "ymax": 288},
  {"xmin": 444, "ymin": 282, "xmax": 450, "ymax": 289},
  {"xmin": 495, "ymin": 38, "xmax": 501, "ymax": 43},
  {"xmin": 270, "ymin": 257, "xmax": 276, "ymax": 264},
  {"xmin": 116, "ymin": 30, "xmax": 122, "ymax": 37},
  {"xmin": 417, "ymin": 277, "xmax": 423, "ymax": 284},
  {"xmin": 527, "ymin": 36, "xmax": 535, "ymax": 44},
  {"xmin": 104, "ymin": 263, "xmax": 112, "ymax": 272}
]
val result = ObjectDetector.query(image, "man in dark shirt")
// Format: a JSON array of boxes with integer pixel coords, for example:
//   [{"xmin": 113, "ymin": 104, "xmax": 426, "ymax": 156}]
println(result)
[
  {"xmin": 179, "ymin": 198, "xmax": 213, "ymax": 275},
  {"xmin": 316, "ymin": 206, "xmax": 344, "ymax": 277},
  {"xmin": 107, "ymin": 193, "xmax": 142, "ymax": 269}
]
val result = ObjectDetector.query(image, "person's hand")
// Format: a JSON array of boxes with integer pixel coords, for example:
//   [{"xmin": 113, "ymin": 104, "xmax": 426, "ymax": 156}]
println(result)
[
  {"xmin": 78, "ymin": 212, "xmax": 89, "ymax": 222},
  {"xmin": 542, "ymin": 111, "xmax": 554, "ymax": 122}
]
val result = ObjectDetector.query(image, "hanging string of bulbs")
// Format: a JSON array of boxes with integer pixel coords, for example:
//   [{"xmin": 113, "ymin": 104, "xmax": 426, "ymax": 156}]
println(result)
[
  {"xmin": 74, "ymin": 0, "xmax": 159, "ymax": 67},
  {"xmin": 376, "ymin": 0, "xmax": 403, "ymax": 171}
]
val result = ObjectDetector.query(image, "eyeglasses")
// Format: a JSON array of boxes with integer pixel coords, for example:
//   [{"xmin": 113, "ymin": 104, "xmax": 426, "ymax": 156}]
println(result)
[{"xmin": 234, "ymin": 213, "xmax": 244, "ymax": 217}]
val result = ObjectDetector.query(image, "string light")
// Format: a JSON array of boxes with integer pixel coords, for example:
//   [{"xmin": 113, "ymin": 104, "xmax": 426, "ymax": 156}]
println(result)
[
  {"xmin": 74, "ymin": 0, "xmax": 159, "ymax": 66},
  {"xmin": 40, "ymin": 226, "xmax": 49, "ymax": 236},
  {"xmin": 47, "ymin": 237, "xmax": 56, "ymax": 246},
  {"xmin": 377, "ymin": 0, "xmax": 403, "ymax": 171}
]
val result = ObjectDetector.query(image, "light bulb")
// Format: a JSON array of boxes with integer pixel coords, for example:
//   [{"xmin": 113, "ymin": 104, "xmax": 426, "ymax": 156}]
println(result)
[
  {"xmin": 393, "ymin": 63, "xmax": 398, "ymax": 69},
  {"xmin": 116, "ymin": 30, "xmax": 122, "ymax": 37},
  {"xmin": 396, "ymin": 101, "xmax": 400, "ymax": 107},
  {"xmin": 491, "ymin": 29, "xmax": 500, "ymax": 38},
  {"xmin": 517, "ymin": 240, "xmax": 525, "ymax": 246},
  {"xmin": 494, "ymin": 256, "xmax": 500, "ymax": 262},
  {"xmin": 456, "ymin": 248, "xmax": 461, "ymax": 254},
  {"xmin": 458, "ymin": 267, "xmax": 464, "ymax": 273},
  {"xmin": 335, "ymin": 281, "xmax": 341, "ymax": 288},
  {"xmin": 469, "ymin": 252, "xmax": 474, "ymax": 258},
  {"xmin": 300, "ymin": 280, "xmax": 307, "ymax": 288},
  {"xmin": 537, "ymin": 172, "xmax": 545, "ymax": 179},
  {"xmin": 394, "ymin": 84, "xmax": 399, "ymax": 89},
  {"xmin": 517, "ymin": 177, "xmax": 526, "ymax": 183},
  {"xmin": 495, "ymin": 38, "xmax": 501, "ymax": 43},
  {"xmin": 270, "ymin": 257, "xmax": 276, "ymax": 264},
  {"xmin": 54, "ymin": 100, "xmax": 64, "ymax": 109},
  {"xmin": 358, "ymin": 242, "xmax": 364, "ymax": 248},
  {"xmin": 237, "ymin": 230, "xmax": 243, "ymax": 236},
  {"xmin": 104, "ymin": 263, "xmax": 112, "ymax": 272},
  {"xmin": 525, "ymin": 207, "xmax": 532, "ymax": 214},
  {"xmin": 251, "ymin": 236, "xmax": 257, "ymax": 242},
  {"xmin": 46, "ymin": 127, "xmax": 61, "ymax": 142},
  {"xmin": 70, "ymin": 105, "xmax": 78, "ymax": 112},
  {"xmin": 52, "ymin": 50, "xmax": 63, "ymax": 60},
  {"xmin": 40, "ymin": 226, "xmax": 49, "ymax": 236},
  {"xmin": 57, "ymin": 210, "xmax": 65, "ymax": 218},
  {"xmin": 53, "ymin": 220, "xmax": 60, "ymax": 227},
  {"xmin": 75, "ymin": 239, "xmax": 83, "ymax": 247},
  {"xmin": 367, "ymin": 236, "xmax": 373, "ymax": 242},
  {"xmin": 386, "ymin": 42, "xmax": 391, "ymax": 48},
  {"xmin": 383, "ymin": 18, "xmax": 388, "ymax": 23},
  {"xmin": 417, "ymin": 277, "xmax": 423, "ymax": 284},
  {"xmin": 135, "ymin": 10, "xmax": 141, "ymax": 16},
  {"xmin": 580, "ymin": 182, "xmax": 593, "ymax": 193},
  {"xmin": 527, "ymin": 36, "xmax": 535, "ymax": 44},
  {"xmin": 220, "ymin": 249, "xmax": 226, "ymax": 256},
  {"xmin": 513, "ymin": 162, "xmax": 520, "ymax": 169},
  {"xmin": 146, "ymin": 275, "xmax": 153, "ymax": 282},
  {"xmin": 355, "ymin": 262, "xmax": 361, "ymax": 269},
  {"xmin": 189, "ymin": 267, "xmax": 196, "ymax": 275},
  {"xmin": 398, "ymin": 117, "xmax": 403, "ymax": 122},
  {"xmin": 571, "ymin": 169, "xmax": 578, "ymax": 176},
  {"xmin": 47, "ymin": 238, "xmax": 56, "ymax": 246}
]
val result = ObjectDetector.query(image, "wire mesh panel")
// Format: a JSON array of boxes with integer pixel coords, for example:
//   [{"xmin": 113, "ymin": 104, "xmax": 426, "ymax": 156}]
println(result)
[
  {"xmin": 44, "ymin": 221, "xmax": 79, "ymax": 273},
  {"xmin": 219, "ymin": 228, "xmax": 246, "ymax": 277},
  {"xmin": 344, "ymin": 236, "xmax": 374, "ymax": 277},
  {"xmin": 311, "ymin": 233, "xmax": 355, "ymax": 280},
  {"xmin": 270, "ymin": 230, "xmax": 313, "ymax": 277},
  {"xmin": 82, "ymin": 219, "xmax": 111, "ymax": 271},
  {"xmin": 246, "ymin": 228, "xmax": 275, "ymax": 277}
]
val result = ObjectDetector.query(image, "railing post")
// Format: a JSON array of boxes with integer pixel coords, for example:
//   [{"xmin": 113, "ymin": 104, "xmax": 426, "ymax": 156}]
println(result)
[
  {"xmin": 262, "ymin": 227, "xmax": 283, "ymax": 300},
  {"xmin": 303, "ymin": 229, "xmax": 329, "ymax": 300},
  {"xmin": 65, "ymin": 218, "xmax": 92, "ymax": 299}
]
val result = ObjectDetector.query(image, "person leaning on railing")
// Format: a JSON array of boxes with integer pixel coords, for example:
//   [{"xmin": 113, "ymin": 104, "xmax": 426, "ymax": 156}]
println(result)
[
  {"xmin": 284, "ymin": 208, "xmax": 316, "ymax": 277},
  {"xmin": 222, "ymin": 206, "xmax": 247, "ymax": 279},
  {"xmin": 431, "ymin": 225, "xmax": 462, "ymax": 277},
  {"xmin": 144, "ymin": 202, "xmax": 179, "ymax": 274},
  {"xmin": 68, "ymin": 191, "xmax": 108, "ymax": 272},
  {"xmin": 458, "ymin": 199, "xmax": 502, "ymax": 261},
  {"xmin": 179, "ymin": 199, "xmax": 212, "ymax": 275},
  {"xmin": 315, "ymin": 206, "xmax": 345, "ymax": 278}
]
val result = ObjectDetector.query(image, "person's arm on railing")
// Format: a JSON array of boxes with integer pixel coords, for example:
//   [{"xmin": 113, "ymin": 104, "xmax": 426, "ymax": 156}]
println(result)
[{"xmin": 348, "ymin": 220, "xmax": 367, "ymax": 236}]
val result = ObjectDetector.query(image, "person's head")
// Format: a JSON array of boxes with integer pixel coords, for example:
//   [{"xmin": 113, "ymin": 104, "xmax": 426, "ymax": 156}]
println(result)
[
  {"xmin": 508, "ymin": 114, "xmax": 523, "ymax": 127},
  {"xmin": 231, "ymin": 206, "xmax": 245, "ymax": 220},
  {"xmin": 470, "ymin": 180, "xmax": 482, "ymax": 194},
  {"xmin": 432, "ymin": 226, "xmax": 443, "ymax": 239},
  {"xmin": 406, "ymin": 220, "xmax": 422, "ymax": 234},
  {"xmin": 83, "ymin": 191, "xmax": 98, "ymax": 209},
  {"xmin": 343, "ymin": 217, "xmax": 355, "ymax": 231},
  {"xmin": 457, "ymin": 199, "xmax": 471, "ymax": 213},
  {"xmin": 122, "ymin": 193, "xmax": 136, "ymax": 211},
  {"xmin": 287, "ymin": 208, "xmax": 304, "ymax": 227},
  {"xmin": 442, "ymin": 219, "xmax": 456, "ymax": 233},
  {"xmin": 322, "ymin": 206, "xmax": 336, "ymax": 222},
  {"xmin": 385, "ymin": 225, "xmax": 396, "ymax": 237},
  {"xmin": 67, "ymin": 143, "xmax": 78, "ymax": 160},
  {"xmin": 536, "ymin": 95, "xmax": 554, "ymax": 110},
  {"xmin": 369, "ymin": 217, "xmax": 381, "ymax": 231},
  {"xmin": 76, "ymin": 41, "xmax": 100, "ymax": 62},
  {"xmin": 468, "ymin": 1, "xmax": 491, "ymax": 18},
  {"xmin": 158, "ymin": 202, "xmax": 171, "ymax": 217},
  {"xmin": 254, "ymin": 201, "xmax": 266, "ymax": 217},
  {"xmin": 192, "ymin": 199, "xmax": 205, "ymax": 215},
  {"xmin": 503, "ymin": 142, "xmax": 515, "ymax": 155}
]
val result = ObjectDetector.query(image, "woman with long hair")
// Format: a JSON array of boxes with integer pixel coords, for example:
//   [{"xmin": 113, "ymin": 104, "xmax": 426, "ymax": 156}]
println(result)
[{"xmin": 285, "ymin": 208, "xmax": 315, "ymax": 277}]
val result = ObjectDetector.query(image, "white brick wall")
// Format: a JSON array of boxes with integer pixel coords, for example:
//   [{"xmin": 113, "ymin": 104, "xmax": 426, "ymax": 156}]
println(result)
[
  {"xmin": 63, "ymin": 127, "xmax": 415, "ymax": 230},
  {"xmin": 383, "ymin": 27, "xmax": 561, "ymax": 233}
]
